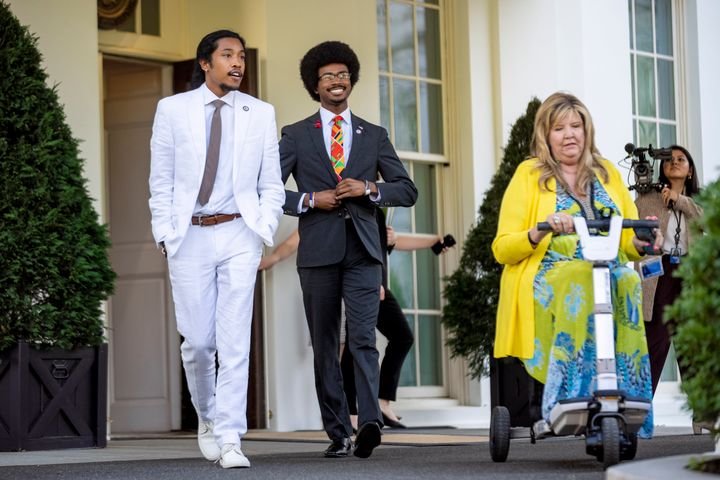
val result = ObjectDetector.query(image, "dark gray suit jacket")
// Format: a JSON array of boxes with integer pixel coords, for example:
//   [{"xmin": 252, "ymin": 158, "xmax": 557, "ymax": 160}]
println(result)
[{"xmin": 280, "ymin": 112, "xmax": 417, "ymax": 267}]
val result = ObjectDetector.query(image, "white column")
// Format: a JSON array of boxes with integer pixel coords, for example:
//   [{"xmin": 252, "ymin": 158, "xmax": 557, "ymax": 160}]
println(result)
[{"xmin": 689, "ymin": 0, "xmax": 720, "ymax": 184}]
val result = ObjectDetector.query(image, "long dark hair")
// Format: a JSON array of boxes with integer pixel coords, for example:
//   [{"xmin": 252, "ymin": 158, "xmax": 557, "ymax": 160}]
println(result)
[
  {"xmin": 190, "ymin": 30, "xmax": 245, "ymax": 89},
  {"xmin": 659, "ymin": 144, "xmax": 700, "ymax": 197}
]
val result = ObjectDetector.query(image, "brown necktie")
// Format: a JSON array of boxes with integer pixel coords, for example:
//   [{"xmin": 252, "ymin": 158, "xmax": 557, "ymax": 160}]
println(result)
[{"xmin": 198, "ymin": 99, "xmax": 225, "ymax": 206}]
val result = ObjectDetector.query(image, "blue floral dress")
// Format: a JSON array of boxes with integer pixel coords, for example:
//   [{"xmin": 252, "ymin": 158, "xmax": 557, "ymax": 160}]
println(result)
[{"xmin": 522, "ymin": 179, "xmax": 654, "ymax": 438}]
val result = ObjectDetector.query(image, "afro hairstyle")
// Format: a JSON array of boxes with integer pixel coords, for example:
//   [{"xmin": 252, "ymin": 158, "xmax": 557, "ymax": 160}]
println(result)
[{"xmin": 300, "ymin": 41, "xmax": 360, "ymax": 102}]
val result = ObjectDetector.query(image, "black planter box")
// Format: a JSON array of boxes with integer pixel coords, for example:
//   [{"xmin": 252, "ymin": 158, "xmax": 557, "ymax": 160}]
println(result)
[{"xmin": 0, "ymin": 341, "xmax": 107, "ymax": 451}]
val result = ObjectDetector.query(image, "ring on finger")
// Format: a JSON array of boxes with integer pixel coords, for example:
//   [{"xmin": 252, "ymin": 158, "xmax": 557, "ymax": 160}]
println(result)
[{"xmin": 553, "ymin": 215, "xmax": 560, "ymax": 224}]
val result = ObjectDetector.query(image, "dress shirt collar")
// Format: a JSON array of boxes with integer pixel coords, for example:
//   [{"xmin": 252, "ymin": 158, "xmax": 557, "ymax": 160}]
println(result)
[
  {"xmin": 201, "ymin": 83, "xmax": 234, "ymax": 108},
  {"xmin": 319, "ymin": 106, "xmax": 351, "ymax": 126}
]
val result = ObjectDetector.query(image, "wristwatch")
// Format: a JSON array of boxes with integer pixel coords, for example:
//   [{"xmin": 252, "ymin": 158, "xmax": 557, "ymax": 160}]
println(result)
[{"xmin": 364, "ymin": 179, "xmax": 371, "ymax": 196}]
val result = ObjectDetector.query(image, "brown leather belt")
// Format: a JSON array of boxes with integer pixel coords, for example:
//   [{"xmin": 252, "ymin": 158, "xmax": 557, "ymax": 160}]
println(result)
[{"xmin": 191, "ymin": 213, "xmax": 242, "ymax": 226}]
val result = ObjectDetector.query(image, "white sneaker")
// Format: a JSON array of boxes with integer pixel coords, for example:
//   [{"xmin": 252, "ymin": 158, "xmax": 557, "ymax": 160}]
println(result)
[
  {"xmin": 219, "ymin": 443, "xmax": 250, "ymax": 469},
  {"xmin": 197, "ymin": 421, "xmax": 221, "ymax": 461}
]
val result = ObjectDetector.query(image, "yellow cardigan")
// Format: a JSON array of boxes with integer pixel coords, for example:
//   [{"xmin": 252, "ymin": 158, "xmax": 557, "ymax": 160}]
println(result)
[{"xmin": 491, "ymin": 158, "xmax": 643, "ymax": 359}]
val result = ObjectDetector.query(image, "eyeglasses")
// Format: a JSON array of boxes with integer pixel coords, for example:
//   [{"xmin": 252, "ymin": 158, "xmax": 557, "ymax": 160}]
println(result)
[{"xmin": 318, "ymin": 72, "xmax": 351, "ymax": 82}]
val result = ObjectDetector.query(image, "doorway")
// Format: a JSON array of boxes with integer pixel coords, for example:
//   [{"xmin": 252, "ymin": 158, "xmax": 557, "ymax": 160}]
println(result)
[{"xmin": 104, "ymin": 58, "xmax": 179, "ymax": 432}]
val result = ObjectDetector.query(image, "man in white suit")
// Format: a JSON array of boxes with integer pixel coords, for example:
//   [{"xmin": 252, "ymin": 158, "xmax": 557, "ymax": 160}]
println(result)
[{"xmin": 148, "ymin": 30, "xmax": 284, "ymax": 469}]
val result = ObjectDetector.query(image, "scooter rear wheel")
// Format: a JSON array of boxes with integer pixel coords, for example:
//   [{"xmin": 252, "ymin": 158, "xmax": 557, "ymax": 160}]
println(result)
[
  {"xmin": 489, "ymin": 406, "xmax": 511, "ymax": 462},
  {"xmin": 600, "ymin": 417, "xmax": 621, "ymax": 468}
]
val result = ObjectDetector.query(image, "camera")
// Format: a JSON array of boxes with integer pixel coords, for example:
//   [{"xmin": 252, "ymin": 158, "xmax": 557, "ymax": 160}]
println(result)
[
  {"xmin": 431, "ymin": 234, "xmax": 456, "ymax": 255},
  {"xmin": 624, "ymin": 143, "xmax": 672, "ymax": 193}
]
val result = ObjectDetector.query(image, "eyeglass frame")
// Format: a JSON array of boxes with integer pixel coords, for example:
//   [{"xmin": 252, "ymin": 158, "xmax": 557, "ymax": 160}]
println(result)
[{"xmin": 317, "ymin": 71, "xmax": 351, "ymax": 82}]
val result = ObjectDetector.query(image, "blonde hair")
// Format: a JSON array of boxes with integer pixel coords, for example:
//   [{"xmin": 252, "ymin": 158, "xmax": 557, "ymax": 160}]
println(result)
[{"xmin": 531, "ymin": 92, "xmax": 608, "ymax": 196}]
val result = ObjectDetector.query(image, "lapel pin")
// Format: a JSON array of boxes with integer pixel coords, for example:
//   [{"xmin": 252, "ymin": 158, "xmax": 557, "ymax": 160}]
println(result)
[
  {"xmin": 243, "ymin": 105, "xmax": 249, "ymax": 111},
  {"xmin": 314, "ymin": 120, "xmax": 322, "ymax": 129}
]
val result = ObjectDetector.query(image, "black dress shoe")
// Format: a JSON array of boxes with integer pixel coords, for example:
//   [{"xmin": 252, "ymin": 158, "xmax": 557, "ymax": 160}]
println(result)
[
  {"xmin": 353, "ymin": 422, "xmax": 382, "ymax": 458},
  {"xmin": 323, "ymin": 437, "xmax": 352, "ymax": 458},
  {"xmin": 382, "ymin": 412, "xmax": 407, "ymax": 429}
]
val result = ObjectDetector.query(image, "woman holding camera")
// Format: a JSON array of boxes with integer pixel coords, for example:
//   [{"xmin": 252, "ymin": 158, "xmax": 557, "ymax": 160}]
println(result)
[{"xmin": 634, "ymin": 145, "xmax": 702, "ymax": 402}]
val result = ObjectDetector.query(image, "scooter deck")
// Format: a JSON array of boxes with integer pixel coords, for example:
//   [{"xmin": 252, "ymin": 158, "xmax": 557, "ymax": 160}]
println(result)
[{"xmin": 548, "ymin": 394, "xmax": 651, "ymax": 436}]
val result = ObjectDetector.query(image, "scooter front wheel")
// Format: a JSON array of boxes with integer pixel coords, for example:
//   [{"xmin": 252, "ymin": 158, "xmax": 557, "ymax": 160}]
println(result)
[
  {"xmin": 600, "ymin": 417, "xmax": 621, "ymax": 468},
  {"xmin": 489, "ymin": 406, "xmax": 511, "ymax": 462}
]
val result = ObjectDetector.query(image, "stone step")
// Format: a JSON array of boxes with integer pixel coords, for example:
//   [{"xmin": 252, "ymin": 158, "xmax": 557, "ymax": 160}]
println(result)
[{"xmin": 393, "ymin": 399, "xmax": 489, "ymax": 428}]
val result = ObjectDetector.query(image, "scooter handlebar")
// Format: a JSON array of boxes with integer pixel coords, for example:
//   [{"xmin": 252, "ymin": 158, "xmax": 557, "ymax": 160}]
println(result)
[{"xmin": 537, "ymin": 219, "xmax": 659, "ymax": 231}]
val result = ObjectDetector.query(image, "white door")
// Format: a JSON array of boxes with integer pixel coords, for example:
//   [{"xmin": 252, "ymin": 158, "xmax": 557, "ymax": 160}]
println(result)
[{"xmin": 104, "ymin": 58, "xmax": 180, "ymax": 432}]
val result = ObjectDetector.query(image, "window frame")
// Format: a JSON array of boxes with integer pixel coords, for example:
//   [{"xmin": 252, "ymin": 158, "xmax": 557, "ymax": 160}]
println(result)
[{"xmin": 378, "ymin": 0, "xmax": 448, "ymax": 396}]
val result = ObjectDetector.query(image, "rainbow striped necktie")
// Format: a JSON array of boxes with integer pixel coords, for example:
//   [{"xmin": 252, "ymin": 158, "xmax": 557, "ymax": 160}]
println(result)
[{"xmin": 330, "ymin": 115, "xmax": 345, "ymax": 180}]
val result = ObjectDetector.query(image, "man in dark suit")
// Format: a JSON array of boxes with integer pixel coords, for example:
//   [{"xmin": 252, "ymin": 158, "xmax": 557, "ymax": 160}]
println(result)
[{"xmin": 280, "ymin": 41, "xmax": 417, "ymax": 459}]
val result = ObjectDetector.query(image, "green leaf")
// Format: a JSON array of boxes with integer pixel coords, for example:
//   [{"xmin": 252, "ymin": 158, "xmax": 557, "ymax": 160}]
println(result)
[
  {"xmin": 0, "ymin": 3, "xmax": 115, "ymax": 351},
  {"xmin": 666, "ymin": 181, "xmax": 720, "ymax": 425}
]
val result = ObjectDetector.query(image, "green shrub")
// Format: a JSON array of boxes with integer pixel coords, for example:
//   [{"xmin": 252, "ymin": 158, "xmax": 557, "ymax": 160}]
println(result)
[
  {"xmin": 0, "ymin": 2, "xmax": 115, "ymax": 350},
  {"xmin": 667, "ymin": 178, "xmax": 720, "ymax": 427},
  {"xmin": 441, "ymin": 98, "xmax": 540, "ymax": 378}
]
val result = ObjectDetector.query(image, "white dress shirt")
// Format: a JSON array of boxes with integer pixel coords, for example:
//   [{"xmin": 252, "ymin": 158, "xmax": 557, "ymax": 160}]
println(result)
[
  {"xmin": 194, "ymin": 84, "xmax": 236, "ymax": 216},
  {"xmin": 297, "ymin": 107, "xmax": 380, "ymax": 212},
  {"xmin": 320, "ymin": 106, "xmax": 353, "ymax": 161}
]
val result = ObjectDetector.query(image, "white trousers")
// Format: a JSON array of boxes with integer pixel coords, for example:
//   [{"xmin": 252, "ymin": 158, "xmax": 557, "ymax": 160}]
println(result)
[{"xmin": 168, "ymin": 217, "xmax": 261, "ymax": 446}]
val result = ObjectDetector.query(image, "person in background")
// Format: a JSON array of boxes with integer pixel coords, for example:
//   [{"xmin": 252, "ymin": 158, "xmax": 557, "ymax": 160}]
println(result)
[
  {"xmin": 279, "ymin": 40, "xmax": 417, "ymax": 459},
  {"xmin": 258, "ymin": 229, "xmax": 299, "ymax": 271},
  {"xmin": 634, "ymin": 145, "xmax": 706, "ymax": 432},
  {"xmin": 148, "ymin": 30, "xmax": 284, "ymax": 469},
  {"xmin": 492, "ymin": 92, "xmax": 662, "ymax": 438}
]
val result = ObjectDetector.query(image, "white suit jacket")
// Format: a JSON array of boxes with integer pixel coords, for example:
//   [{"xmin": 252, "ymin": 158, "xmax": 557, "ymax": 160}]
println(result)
[{"xmin": 149, "ymin": 86, "xmax": 284, "ymax": 257}]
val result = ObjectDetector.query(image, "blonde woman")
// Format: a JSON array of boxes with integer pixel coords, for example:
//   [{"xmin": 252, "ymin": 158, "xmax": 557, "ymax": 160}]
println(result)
[{"xmin": 492, "ymin": 92, "xmax": 662, "ymax": 438}]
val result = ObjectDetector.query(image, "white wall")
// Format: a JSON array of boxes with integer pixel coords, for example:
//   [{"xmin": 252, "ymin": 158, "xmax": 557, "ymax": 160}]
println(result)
[
  {"xmin": 496, "ymin": 0, "xmax": 633, "ymax": 169},
  {"xmin": 466, "ymin": 0, "xmax": 500, "ymax": 224},
  {"xmin": 576, "ymin": 1, "xmax": 634, "ymax": 165},
  {"xmin": 693, "ymin": 0, "xmax": 720, "ymax": 184},
  {"xmin": 8, "ymin": 0, "xmax": 104, "ymax": 217}
]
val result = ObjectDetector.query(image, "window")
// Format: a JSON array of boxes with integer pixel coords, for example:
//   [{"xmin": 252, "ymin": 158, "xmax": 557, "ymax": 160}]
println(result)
[
  {"xmin": 629, "ymin": 0, "xmax": 676, "ymax": 149},
  {"xmin": 378, "ymin": 0, "xmax": 446, "ymax": 391},
  {"xmin": 115, "ymin": 0, "xmax": 161, "ymax": 37}
]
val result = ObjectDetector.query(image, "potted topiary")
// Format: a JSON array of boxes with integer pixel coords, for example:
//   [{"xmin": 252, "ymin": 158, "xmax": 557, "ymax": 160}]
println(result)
[
  {"xmin": 441, "ymin": 98, "xmax": 541, "ymax": 424},
  {"xmin": 0, "ymin": 2, "xmax": 115, "ymax": 451},
  {"xmin": 667, "ymin": 178, "xmax": 720, "ymax": 471}
]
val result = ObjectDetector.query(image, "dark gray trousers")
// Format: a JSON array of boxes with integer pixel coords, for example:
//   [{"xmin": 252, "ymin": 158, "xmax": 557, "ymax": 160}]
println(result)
[{"xmin": 298, "ymin": 222, "xmax": 382, "ymax": 441}]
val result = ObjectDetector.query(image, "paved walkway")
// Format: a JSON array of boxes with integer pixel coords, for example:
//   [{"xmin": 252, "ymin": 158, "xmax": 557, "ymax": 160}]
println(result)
[
  {"xmin": 0, "ymin": 428, "xmax": 487, "ymax": 467},
  {"xmin": 0, "ymin": 426, "xmax": 715, "ymax": 480}
]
